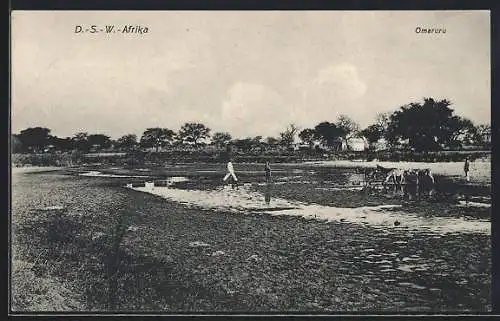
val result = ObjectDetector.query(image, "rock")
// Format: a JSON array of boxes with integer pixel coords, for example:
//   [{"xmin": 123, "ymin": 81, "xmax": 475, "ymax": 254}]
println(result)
[
  {"xmin": 188, "ymin": 241, "xmax": 211, "ymax": 248},
  {"xmin": 127, "ymin": 225, "xmax": 138, "ymax": 232},
  {"xmin": 247, "ymin": 254, "xmax": 262, "ymax": 262},
  {"xmin": 211, "ymin": 250, "xmax": 226, "ymax": 257}
]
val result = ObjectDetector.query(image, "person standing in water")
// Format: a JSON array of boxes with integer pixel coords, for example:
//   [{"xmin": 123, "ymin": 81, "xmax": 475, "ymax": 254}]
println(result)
[
  {"xmin": 264, "ymin": 161, "xmax": 272, "ymax": 205},
  {"xmin": 264, "ymin": 161, "xmax": 272, "ymax": 183},
  {"xmin": 464, "ymin": 157, "xmax": 470, "ymax": 182},
  {"xmin": 223, "ymin": 158, "xmax": 238, "ymax": 188}
]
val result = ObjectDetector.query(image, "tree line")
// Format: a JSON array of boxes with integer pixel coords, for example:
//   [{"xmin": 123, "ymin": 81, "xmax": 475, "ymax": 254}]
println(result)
[
  {"xmin": 11, "ymin": 97, "xmax": 491, "ymax": 154},
  {"xmin": 298, "ymin": 98, "xmax": 490, "ymax": 152}
]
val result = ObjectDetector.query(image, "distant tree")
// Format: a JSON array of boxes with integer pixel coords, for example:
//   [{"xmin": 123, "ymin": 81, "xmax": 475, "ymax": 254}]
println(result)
[
  {"xmin": 17, "ymin": 127, "xmax": 51, "ymax": 153},
  {"xmin": 115, "ymin": 134, "xmax": 138, "ymax": 151},
  {"xmin": 265, "ymin": 136, "xmax": 280, "ymax": 146},
  {"xmin": 313, "ymin": 122, "xmax": 344, "ymax": 147},
  {"xmin": 336, "ymin": 115, "xmax": 360, "ymax": 146},
  {"xmin": 48, "ymin": 136, "xmax": 74, "ymax": 152},
  {"xmin": 386, "ymin": 98, "xmax": 471, "ymax": 151},
  {"xmin": 473, "ymin": 123, "xmax": 491, "ymax": 149},
  {"xmin": 61, "ymin": 137, "xmax": 75, "ymax": 151},
  {"xmin": 298, "ymin": 128, "xmax": 317, "ymax": 149},
  {"xmin": 232, "ymin": 136, "xmax": 263, "ymax": 152},
  {"xmin": 251, "ymin": 136, "xmax": 264, "ymax": 151},
  {"xmin": 212, "ymin": 132, "xmax": 232, "ymax": 149},
  {"xmin": 87, "ymin": 134, "xmax": 112, "ymax": 150},
  {"xmin": 279, "ymin": 123, "xmax": 300, "ymax": 149},
  {"xmin": 375, "ymin": 112, "xmax": 391, "ymax": 132},
  {"xmin": 11, "ymin": 134, "xmax": 23, "ymax": 153},
  {"xmin": 232, "ymin": 138, "xmax": 253, "ymax": 152},
  {"xmin": 177, "ymin": 122, "xmax": 211, "ymax": 147},
  {"xmin": 253, "ymin": 136, "xmax": 263, "ymax": 143},
  {"xmin": 360, "ymin": 124, "xmax": 384, "ymax": 146},
  {"xmin": 444, "ymin": 116, "xmax": 477, "ymax": 149},
  {"xmin": 72, "ymin": 132, "xmax": 91, "ymax": 152},
  {"xmin": 140, "ymin": 128, "xmax": 176, "ymax": 152}
]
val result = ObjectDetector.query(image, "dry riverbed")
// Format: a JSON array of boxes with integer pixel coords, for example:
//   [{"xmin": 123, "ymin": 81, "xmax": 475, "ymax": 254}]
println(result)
[{"xmin": 10, "ymin": 163, "xmax": 491, "ymax": 312}]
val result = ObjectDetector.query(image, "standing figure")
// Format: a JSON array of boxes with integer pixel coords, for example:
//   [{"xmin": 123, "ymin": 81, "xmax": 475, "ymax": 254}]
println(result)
[
  {"xmin": 264, "ymin": 161, "xmax": 272, "ymax": 183},
  {"xmin": 464, "ymin": 157, "xmax": 470, "ymax": 182},
  {"xmin": 223, "ymin": 159, "xmax": 238, "ymax": 188}
]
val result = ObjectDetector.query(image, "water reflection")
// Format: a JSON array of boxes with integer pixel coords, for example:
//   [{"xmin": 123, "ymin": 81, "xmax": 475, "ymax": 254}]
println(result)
[
  {"xmin": 265, "ymin": 182, "xmax": 272, "ymax": 205},
  {"xmin": 313, "ymin": 168, "xmax": 366, "ymax": 186}
]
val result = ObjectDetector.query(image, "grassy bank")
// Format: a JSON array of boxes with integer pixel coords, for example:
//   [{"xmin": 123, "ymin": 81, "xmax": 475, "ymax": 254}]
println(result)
[{"xmin": 11, "ymin": 149, "xmax": 491, "ymax": 168}]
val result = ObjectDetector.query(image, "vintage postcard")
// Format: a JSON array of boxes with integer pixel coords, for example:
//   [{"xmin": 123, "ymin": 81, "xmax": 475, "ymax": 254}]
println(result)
[{"xmin": 10, "ymin": 10, "xmax": 491, "ymax": 314}]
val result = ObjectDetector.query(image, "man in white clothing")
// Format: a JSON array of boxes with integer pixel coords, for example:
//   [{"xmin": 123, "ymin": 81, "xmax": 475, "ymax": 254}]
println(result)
[{"xmin": 223, "ymin": 159, "xmax": 238, "ymax": 187}]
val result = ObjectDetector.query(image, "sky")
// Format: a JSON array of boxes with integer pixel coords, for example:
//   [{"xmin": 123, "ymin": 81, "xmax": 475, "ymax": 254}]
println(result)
[{"xmin": 11, "ymin": 11, "xmax": 490, "ymax": 139}]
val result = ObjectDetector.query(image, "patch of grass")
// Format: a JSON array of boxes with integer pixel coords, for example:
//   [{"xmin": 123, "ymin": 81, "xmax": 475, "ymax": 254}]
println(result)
[{"xmin": 11, "ymin": 260, "xmax": 82, "ymax": 311}]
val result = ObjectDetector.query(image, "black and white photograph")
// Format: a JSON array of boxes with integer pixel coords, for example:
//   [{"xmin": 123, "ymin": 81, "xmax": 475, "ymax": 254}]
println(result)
[{"xmin": 10, "ymin": 10, "xmax": 492, "ymax": 313}]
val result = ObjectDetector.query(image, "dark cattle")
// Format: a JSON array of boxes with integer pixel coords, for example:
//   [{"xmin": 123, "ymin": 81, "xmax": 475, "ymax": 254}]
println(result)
[
  {"xmin": 403, "ymin": 169, "xmax": 419, "ymax": 199},
  {"xmin": 417, "ymin": 169, "xmax": 435, "ymax": 197}
]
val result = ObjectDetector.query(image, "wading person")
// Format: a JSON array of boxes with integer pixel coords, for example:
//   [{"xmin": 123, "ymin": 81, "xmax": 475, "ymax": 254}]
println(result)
[
  {"xmin": 264, "ymin": 161, "xmax": 272, "ymax": 183},
  {"xmin": 223, "ymin": 159, "xmax": 238, "ymax": 189},
  {"xmin": 464, "ymin": 157, "xmax": 470, "ymax": 182}
]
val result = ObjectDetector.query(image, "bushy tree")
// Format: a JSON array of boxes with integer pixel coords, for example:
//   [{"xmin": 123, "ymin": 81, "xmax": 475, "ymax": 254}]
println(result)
[
  {"xmin": 140, "ymin": 128, "xmax": 176, "ymax": 152},
  {"xmin": 444, "ymin": 116, "xmax": 477, "ymax": 149},
  {"xmin": 232, "ymin": 136, "xmax": 263, "ymax": 152},
  {"xmin": 265, "ymin": 136, "xmax": 280, "ymax": 147},
  {"xmin": 17, "ymin": 127, "xmax": 51, "ymax": 153},
  {"xmin": 360, "ymin": 124, "xmax": 384, "ymax": 146},
  {"xmin": 177, "ymin": 122, "xmax": 211, "ymax": 147},
  {"xmin": 48, "ymin": 136, "xmax": 74, "ymax": 152},
  {"xmin": 473, "ymin": 123, "xmax": 491, "ymax": 149},
  {"xmin": 376, "ymin": 112, "xmax": 391, "ymax": 132},
  {"xmin": 72, "ymin": 132, "xmax": 91, "ymax": 152},
  {"xmin": 313, "ymin": 122, "xmax": 344, "ymax": 147},
  {"xmin": 232, "ymin": 138, "xmax": 254, "ymax": 152},
  {"xmin": 87, "ymin": 134, "xmax": 112, "ymax": 150},
  {"xmin": 279, "ymin": 123, "xmax": 299, "ymax": 149},
  {"xmin": 386, "ymin": 98, "xmax": 471, "ymax": 152},
  {"xmin": 298, "ymin": 128, "xmax": 317, "ymax": 148},
  {"xmin": 115, "ymin": 134, "xmax": 138, "ymax": 151},
  {"xmin": 212, "ymin": 132, "xmax": 232, "ymax": 149},
  {"xmin": 336, "ymin": 114, "xmax": 360, "ymax": 146}
]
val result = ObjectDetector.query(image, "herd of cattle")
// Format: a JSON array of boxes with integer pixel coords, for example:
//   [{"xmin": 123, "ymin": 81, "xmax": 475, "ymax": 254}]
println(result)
[{"xmin": 364, "ymin": 165, "xmax": 436, "ymax": 199}]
